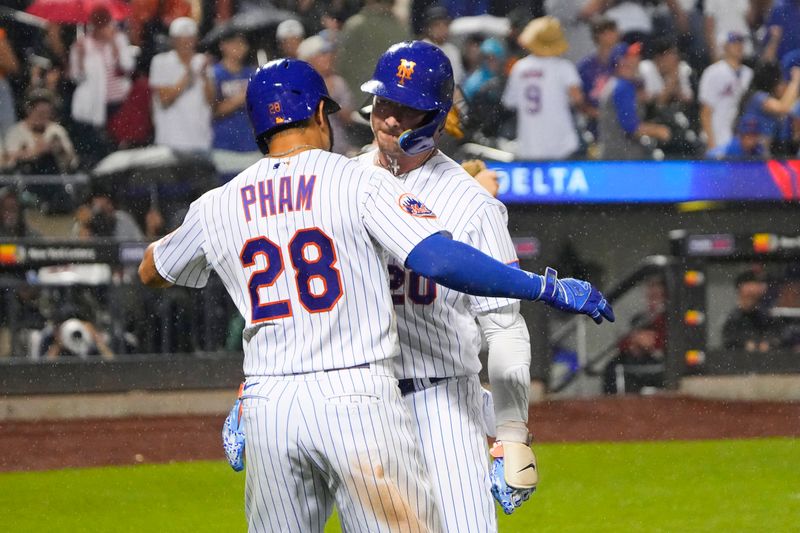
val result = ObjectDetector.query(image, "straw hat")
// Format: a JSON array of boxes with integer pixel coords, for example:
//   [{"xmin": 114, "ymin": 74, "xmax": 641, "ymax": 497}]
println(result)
[{"xmin": 518, "ymin": 16, "xmax": 569, "ymax": 57}]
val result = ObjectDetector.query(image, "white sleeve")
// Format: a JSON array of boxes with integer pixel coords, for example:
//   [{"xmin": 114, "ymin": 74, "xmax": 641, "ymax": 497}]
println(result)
[
  {"xmin": 4, "ymin": 125, "xmax": 25, "ymax": 153},
  {"xmin": 638, "ymin": 60, "xmax": 660, "ymax": 98},
  {"xmin": 743, "ymin": 66, "xmax": 754, "ymax": 90},
  {"xmin": 563, "ymin": 60, "xmax": 581, "ymax": 89},
  {"xmin": 463, "ymin": 202, "xmax": 519, "ymax": 314},
  {"xmin": 149, "ymin": 54, "xmax": 176, "ymax": 88},
  {"xmin": 698, "ymin": 68, "xmax": 715, "ymax": 106},
  {"xmin": 360, "ymin": 169, "xmax": 446, "ymax": 264},
  {"xmin": 680, "ymin": 62, "xmax": 694, "ymax": 99},
  {"xmin": 115, "ymin": 32, "xmax": 135, "ymax": 73},
  {"xmin": 502, "ymin": 64, "xmax": 521, "ymax": 109},
  {"xmin": 68, "ymin": 41, "xmax": 83, "ymax": 82},
  {"xmin": 478, "ymin": 303, "xmax": 532, "ymax": 443},
  {"xmin": 153, "ymin": 198, "xmax": 212, "ymax": 288}
]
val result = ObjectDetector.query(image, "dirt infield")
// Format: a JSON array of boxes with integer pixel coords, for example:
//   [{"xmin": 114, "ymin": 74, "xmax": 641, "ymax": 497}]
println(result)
[{"xmin": 1, "ymin": 396, "xmax": 798, "ymax": 472}]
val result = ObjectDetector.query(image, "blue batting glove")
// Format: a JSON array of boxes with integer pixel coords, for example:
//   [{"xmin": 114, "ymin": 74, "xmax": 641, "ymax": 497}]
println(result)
[
  {"xmin": 536, "ymin": 267, "xmax": 615, "ymax": 324},
  {"xmin": 490, "ymin": 456, "xmax": 534, "ymax": 515},
  {"xmin": 222, "ymin": 393, "xmax": 245, "ymax": 472}
]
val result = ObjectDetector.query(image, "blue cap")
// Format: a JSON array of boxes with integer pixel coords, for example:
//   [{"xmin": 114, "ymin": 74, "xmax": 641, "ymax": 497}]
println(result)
[
  {"xmin": 361, "ymin": 40, "xmax": 453, "ymax": 113},
  {"xmin": 717, "ymin": 31, "xmax": 746, "ymax": 47},
  {"xmin": 246, "ymin": 59, "xmax": 340, "ymax": 149},
  {"xmin": 736, "ymin": 116, "xmax": 760, "ymax": 135},
  {"xmin": 480, "ymin": 38, "xmax": 506, "ymax": 59},
  {"xmin": 609, "ymin": 41, "xmax": 642, "ymax": 69},
  {"xmin": 361, "ymin": 41, "xmax": 454, "ymax": 155}
]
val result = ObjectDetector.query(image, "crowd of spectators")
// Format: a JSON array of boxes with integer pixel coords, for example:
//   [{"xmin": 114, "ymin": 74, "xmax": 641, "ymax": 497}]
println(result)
[
  {"xmin": 722, "ymin": 266, "xmax": 800, "ymax": 353},
  {"xmin": 2, "ymin": 1, "xmax": 800, "ymax": 181},
  {"xmin": 3, "ymin": 0, "xmax": 800, "ymax": 362}
]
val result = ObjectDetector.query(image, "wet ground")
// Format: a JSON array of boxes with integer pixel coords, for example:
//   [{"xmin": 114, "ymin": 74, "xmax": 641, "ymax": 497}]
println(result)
[{"xmin": 2, "ymin": 396, "xmax": 798, "ymax": 472}]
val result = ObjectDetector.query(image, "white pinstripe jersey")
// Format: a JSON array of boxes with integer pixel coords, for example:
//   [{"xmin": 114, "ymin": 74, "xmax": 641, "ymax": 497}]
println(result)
[
  {"xmin": 356, "ymin": 149, "xmax": 519, "ymax": 379},
  {"xmin": 153, "ymin": 149, "xmax": 443, "ymax": 376}
]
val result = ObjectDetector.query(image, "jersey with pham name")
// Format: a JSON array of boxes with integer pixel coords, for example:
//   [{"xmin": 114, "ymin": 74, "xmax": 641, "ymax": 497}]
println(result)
[
  {"xmin": 356, "ymin": 149, "xmax": 519, "ymax": 379},
  {"xmin": 153, "ymin": 149, "xmax": 444, "ymax": 376}
]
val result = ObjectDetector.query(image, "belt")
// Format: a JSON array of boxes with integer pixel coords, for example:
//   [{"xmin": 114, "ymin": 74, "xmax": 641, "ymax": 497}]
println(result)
[
  {"xmin": 325, "ymin": 362, "xmax": 369, "ymax": 372},
  {"xmin": 398, "ymin": 377, "xmax": 447, "ymax": 396}
]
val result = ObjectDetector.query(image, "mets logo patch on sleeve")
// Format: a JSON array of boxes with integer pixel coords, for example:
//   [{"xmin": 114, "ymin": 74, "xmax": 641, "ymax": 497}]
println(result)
[{"xmin": 398, "ymin": 193, "xmax": 436, "ymax": 218}]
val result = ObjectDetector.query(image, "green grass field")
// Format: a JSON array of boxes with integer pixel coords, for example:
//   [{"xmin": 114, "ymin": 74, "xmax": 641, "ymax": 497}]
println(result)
[{"xmin": 1, "ymin": 438, "xmax": 797, "ymax": 532}]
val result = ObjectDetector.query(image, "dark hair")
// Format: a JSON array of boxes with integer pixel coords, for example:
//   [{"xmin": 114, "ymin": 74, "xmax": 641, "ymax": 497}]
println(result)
[
  {"xmin": 590, "ymin": 17, "xmax": 617, "ymax": 40},
  {"xmin": 735, "ymin": 61, "xmax": 783, "ymax": 129},
  {"xmin": 648, "ymin": 37, "xmax": 678, "ymax": 59},
  {"xmin": 0, "ymin": 187, "xmax": 28, "ymax": 238},
  {"xmin": 89, "ymin": 6, "xmax": 112, "ymax": 28},
  {"xmin": 219, "ymin": 27, "xmax": 247, "ymax": 43},
  {"xmin": 424, "ymin": 5, "xmax": 450, "ymax": 26}
]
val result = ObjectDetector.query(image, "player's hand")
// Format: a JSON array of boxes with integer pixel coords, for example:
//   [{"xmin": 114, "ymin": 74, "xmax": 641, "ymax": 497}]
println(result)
[
  {"xmin": 489, "ymin": 441, "xmax": 536, "ymax": 515},
  {"xmin": 536, "ymin": 267, "xmax": 615, "ymax": 324}
]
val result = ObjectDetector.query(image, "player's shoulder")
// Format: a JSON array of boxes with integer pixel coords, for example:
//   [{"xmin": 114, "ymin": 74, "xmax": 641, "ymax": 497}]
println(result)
[
  {"xmin": 424, "ymin": 152, "xmax": 507, "ymax": 211},
  {"xmin": 353, "ymin": 147, "xmax": 375, "ymax": 166}
]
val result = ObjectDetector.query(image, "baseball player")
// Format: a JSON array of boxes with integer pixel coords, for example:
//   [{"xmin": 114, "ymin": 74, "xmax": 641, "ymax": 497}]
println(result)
[
  {"xmin": 356, "ymin": 41, "xmax": 568, "ymax": 529},
  {"xmin": 139, "ymin": 59, "xmax": 613, "ymax": 533}
]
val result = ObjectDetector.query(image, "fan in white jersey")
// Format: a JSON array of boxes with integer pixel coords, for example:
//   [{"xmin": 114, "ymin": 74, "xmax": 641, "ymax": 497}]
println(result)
[
  {"xmin": 358, "ymin": 40, "xmax": 539, "ymax": 530},
  {"xmin": 502, "ymin": 16, "xmax": 584, "ymax": 161},
  {"xmin": 699, "ymin": 31, "xmax": 753, "ymax": 151},
  {"xmin": 138, "ymin": 58, "xmax": 614, "ymax": 533}
]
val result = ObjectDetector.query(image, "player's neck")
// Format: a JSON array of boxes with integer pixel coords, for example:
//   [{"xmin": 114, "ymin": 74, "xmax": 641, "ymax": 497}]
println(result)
[
  {"xmin": 376, "ymin": 148, "xmax": 436, "ymax": 176},
  {"xmin": 268, "ymin": 132, "xmax": 326, "ymax": 158}
]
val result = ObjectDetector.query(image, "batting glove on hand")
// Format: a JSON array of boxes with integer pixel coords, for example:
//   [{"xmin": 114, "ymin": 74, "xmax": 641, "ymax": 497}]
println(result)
[
  {"xmin": 536, "ymin": 267, "xmax": 615, "ymax": 324},
  {"xmin": 222, "ymin": 386, "xmax": 245, "ymax": 472},
  {"xmin": 489, "ymin": 441, "xmax": 537, "ymax": 515}
]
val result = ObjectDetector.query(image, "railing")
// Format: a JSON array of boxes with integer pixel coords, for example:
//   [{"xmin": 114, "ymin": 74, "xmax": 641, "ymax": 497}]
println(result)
[
  {"xmin": 0, "ymin": 238, "xmax": 238, "ymax": 360},
  {"xmin": 548, "ymin": 255, "xmax": 674, "ymax": 394},
  {"xmin": 0, "ymin": 173, "xmax": 90, "ymax": 213}
]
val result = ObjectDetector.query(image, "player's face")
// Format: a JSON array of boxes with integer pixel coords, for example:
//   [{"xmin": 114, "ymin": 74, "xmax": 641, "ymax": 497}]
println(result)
[{"xmin": 371, "ymin": 97, "xmax": 428, "ymax": 156}]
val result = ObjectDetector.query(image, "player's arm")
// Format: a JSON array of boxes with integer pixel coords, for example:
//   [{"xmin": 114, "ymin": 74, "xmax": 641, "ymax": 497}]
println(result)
[
  {"xmin": 478, "ymin": 304, "xmax": 531, "ymax": 443},
  {"xmin": 138, "ymin": 200, "xmax": 211, "ymax": 289},
  {"xmin": 405, "ymin": 234, "xmax": 614, "ymax": 322},
  {"xmin": 478, "ymin": 304, "xmax": 539, "ymax": 514},
  {"xmin": 139, "ymin": 242, "xmax": 173, "ymax": 288},
  {"xmin": 361, "ymin": 170, "xmax": 614, "ymax": 321}
]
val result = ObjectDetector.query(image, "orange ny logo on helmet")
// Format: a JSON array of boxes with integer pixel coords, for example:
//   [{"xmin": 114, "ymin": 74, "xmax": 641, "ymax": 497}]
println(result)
[{"xmin": 396, "ymin": 59, "xmax": 416, "ymax": 85}]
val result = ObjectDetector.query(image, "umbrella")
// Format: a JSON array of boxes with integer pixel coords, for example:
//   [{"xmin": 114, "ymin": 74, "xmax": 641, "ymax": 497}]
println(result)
[
  {"xmin": 200, "ymin": 6, "xmax": 298, "ymax": 49},
  {"xmin": 92, "ymin": 146, "xmax": 183, "ymax": 176},
  {"xmin": 25, "ymin": 0, "xmax": 130, "ymax": 25},
  {"xmin": 92, "ymin": 146, "xmax": 217, "ymax": 215},
  {"xmin": 449, "ymin": 15, "xmax": 510, "ymax": 40},
  {"xmin": 0, "ymin": 7, "xmax": 49, "ymax": 30}
]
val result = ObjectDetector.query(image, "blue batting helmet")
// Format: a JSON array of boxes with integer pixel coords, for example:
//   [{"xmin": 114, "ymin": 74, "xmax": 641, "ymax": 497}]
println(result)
[
  {"xmin": 246, "ymin": 59, "xmax": 340, "ymax": 152},
  {"xmin": 361, "ymin": 41, "xmax": 454, "ymax": 155}
]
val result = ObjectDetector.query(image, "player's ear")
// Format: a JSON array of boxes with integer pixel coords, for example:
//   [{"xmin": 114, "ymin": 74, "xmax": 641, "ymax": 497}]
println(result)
[{"xmin": 314, "ymin": 100, "xmax": 326, "ymax": 126}]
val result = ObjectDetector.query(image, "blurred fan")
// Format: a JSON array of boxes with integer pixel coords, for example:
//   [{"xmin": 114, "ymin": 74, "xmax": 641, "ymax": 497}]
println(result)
[{"xmin": 25, "ymin": 0, "xmax": 130, "ymax": 24}]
